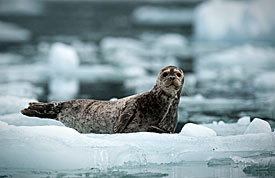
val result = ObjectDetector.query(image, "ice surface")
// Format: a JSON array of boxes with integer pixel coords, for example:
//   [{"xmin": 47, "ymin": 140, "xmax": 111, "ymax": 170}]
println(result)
[
  {"xmin": 244, "ymin": 118, "xmax": 272, "ymax": 134},
  {"xmin": 180, "ymin": 123, "xmax": 217, "ymax": 137},
  {"xmin": 194, "ymin": 0, "xmax": 275, "ymax": 41},
  {"xmin": 0, "ymin": 118, "xmax": 275, "ymax": 170},
  {"xmin": 0, "ymin": 113, "xmax": 63, "ymax": 127},
  {"xmin": 133, "ymin": 6, "xmax": 193, "ymax": 25},
  {"xmin": 0, "ymin": 21, "xmax": 31, "ymax": 42}
]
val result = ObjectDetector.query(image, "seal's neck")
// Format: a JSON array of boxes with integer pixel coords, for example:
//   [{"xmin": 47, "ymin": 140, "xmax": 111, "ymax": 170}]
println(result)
[
  {"xmin": 150, "ymin": 84, "xmax": 178, "ymax": 102},
  {"xmin": 148, "ymin": 85, "xmax": 178, "ymax": 126}
]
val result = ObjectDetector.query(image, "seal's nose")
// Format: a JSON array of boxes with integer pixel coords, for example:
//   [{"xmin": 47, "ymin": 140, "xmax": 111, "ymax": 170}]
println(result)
[{"xmin": 170, "ymin": 76, "xmax": 175, "ymax": 80}]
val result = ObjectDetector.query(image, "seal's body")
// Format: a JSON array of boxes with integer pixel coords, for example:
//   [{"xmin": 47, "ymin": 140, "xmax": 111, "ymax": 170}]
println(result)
[{"xmin": 21, "ymin": 66, "xmax": 184, "ymax": 134}]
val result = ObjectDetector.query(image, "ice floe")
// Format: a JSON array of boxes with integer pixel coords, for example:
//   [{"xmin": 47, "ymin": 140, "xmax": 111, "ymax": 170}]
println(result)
[
  {"xmin": 0, "ymin": 21, "xmax": 31, "ymax": 42},
  {"xmin": 0, "ymin": 0, "xmax": 43, "ymax": 15},
  {"xmin": 0, "ymin": 120, "xmax": 274, "ymax": 170},
  {"xmin": 194, "ymin": 0, "xmax": 275, "ymax": 41},
  {"xmin": 133, "ymin": 6, "xmax": 193, "ymax": 26},
  {"xmin": 49, "ymin": 43, "xmax": 80, "ymax": 73},
  {"xmin": 196, "ymin": 44, "xmax": 275, "ymax": 97},
  {"xmin": 0, "ymin": 82, "xmax": 43, "ymax": 99}
]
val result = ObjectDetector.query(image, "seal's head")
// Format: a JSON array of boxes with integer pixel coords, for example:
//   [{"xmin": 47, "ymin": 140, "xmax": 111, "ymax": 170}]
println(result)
[{"xmin": 156, "ymin": 66, "xmax": 184, "ymax": 96}]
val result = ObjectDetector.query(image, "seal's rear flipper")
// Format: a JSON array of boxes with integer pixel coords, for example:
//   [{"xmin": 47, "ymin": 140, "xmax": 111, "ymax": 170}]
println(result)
[{"xmin": 21, "ymin": 102, "xmax": 63, "ymax": 119}]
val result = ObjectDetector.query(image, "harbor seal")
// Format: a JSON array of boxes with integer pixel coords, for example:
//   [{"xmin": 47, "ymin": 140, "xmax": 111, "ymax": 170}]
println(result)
[{"xmin": 21, "ymin": 66, "xmax": 184, "ymax": 134}]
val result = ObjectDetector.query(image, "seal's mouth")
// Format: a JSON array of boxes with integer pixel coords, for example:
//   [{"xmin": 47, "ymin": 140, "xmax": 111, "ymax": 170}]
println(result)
[{"xmin": 166, "ymin": 80, "xmax": 180, "ymax": 89}]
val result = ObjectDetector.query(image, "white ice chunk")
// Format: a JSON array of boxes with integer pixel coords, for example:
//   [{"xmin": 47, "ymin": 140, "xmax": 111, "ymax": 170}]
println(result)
[
  {"xmin": 133, "ymin": 6, "xmax": 193, "ymax": 25},
  {"xmin": 237, "ymin": 116, "xmax": 251, "ymax": 125},
  {"xmin": 244, "ymin": 118, "xmax": 272, "ymax": 134},
  {"xmin": 0, "ymin": 21, "xmax": 31, "ymax": 42},
  {"xmin": 180, "ymin": 123, "xmax": 217, "ymax": 137},
  {"xmin": 195, "ymin": 0, "xmax": 275, "ymax": 41},
  {"xmin": 48, "ymin": 43, "xmax": 80, "ymax": 73}
]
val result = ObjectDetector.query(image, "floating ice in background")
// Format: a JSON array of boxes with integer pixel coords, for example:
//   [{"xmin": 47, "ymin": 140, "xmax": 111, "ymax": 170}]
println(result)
[
  {"xmin": 48, "ymin": 43, "xmax": 80, "ymax": 100},
  {"xmin": 180, "ymin": 123, "xmax": 217, "ymax": 137},
  {"xmin": 133, "ymin": 6, "xmax": 193, "ymax": 25},
  {"xmin": 0, "ymin": 82, "xmax": 43, "ymax": 99},
  {"xmin": 196, "ymin": 44, "xmax": 275, "ymax": 97},
  {"xmin": 49, "ymin": 77, "xmax": 79, "ymax": 101},
  {"xmin": 48, "ymin": 43, "xmax": 80, "ymax": 73},
  {"xmin": 0, "ymin": 95, "xmax": 36, "ymax": 115},
  {"xmin": 244, "ymin": 118, "xmax": 272, "ymax": 134},
  {"xmin": 0, "ymin": 53, "xmax": 24, "ymax": 65},
  {"xmin": 254, "ymin": 72, "xmax": 275, "ymax": 92},
  {"xmin": 194, "ymin": 0, "xmax": 275, "ymax": 41},
  {"xmin": 0, "ymin": 0, "xmax": 44, "ymax": 15},
  {"xmin": 0, "ymin": 21, "xmax": 31, "ymax": 42},
  {"xmin": 151, "ymin": 33, "xmax": 188, "ymax": 56}
]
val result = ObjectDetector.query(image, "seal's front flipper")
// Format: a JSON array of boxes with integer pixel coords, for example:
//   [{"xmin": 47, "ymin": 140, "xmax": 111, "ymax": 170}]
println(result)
[
  {"xmin": 21, "ymin": 102, "xmax": 63, "ymax": 119},
  {"xmin": 148, "ymin": 125, "xmax": 169, "ymax": 133},
  {"xmin": 114, "ymin": 105, "xmax": 136, "ymax": 133}
]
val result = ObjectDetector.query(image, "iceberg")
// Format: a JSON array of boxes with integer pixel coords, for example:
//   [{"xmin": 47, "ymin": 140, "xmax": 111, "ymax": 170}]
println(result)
[{"xmin": 194, "ymin": 0, "xmax": 275, "ymax": 41}]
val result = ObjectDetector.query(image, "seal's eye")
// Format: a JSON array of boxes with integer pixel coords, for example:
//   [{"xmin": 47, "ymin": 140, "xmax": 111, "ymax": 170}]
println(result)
[
  {"xmin": 162, "ymin": 72, "xmax": 168, "ymax": 77},
  {"xmin": 176, "ymin": 73, "xmax": 182, "ymax": 77}
]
